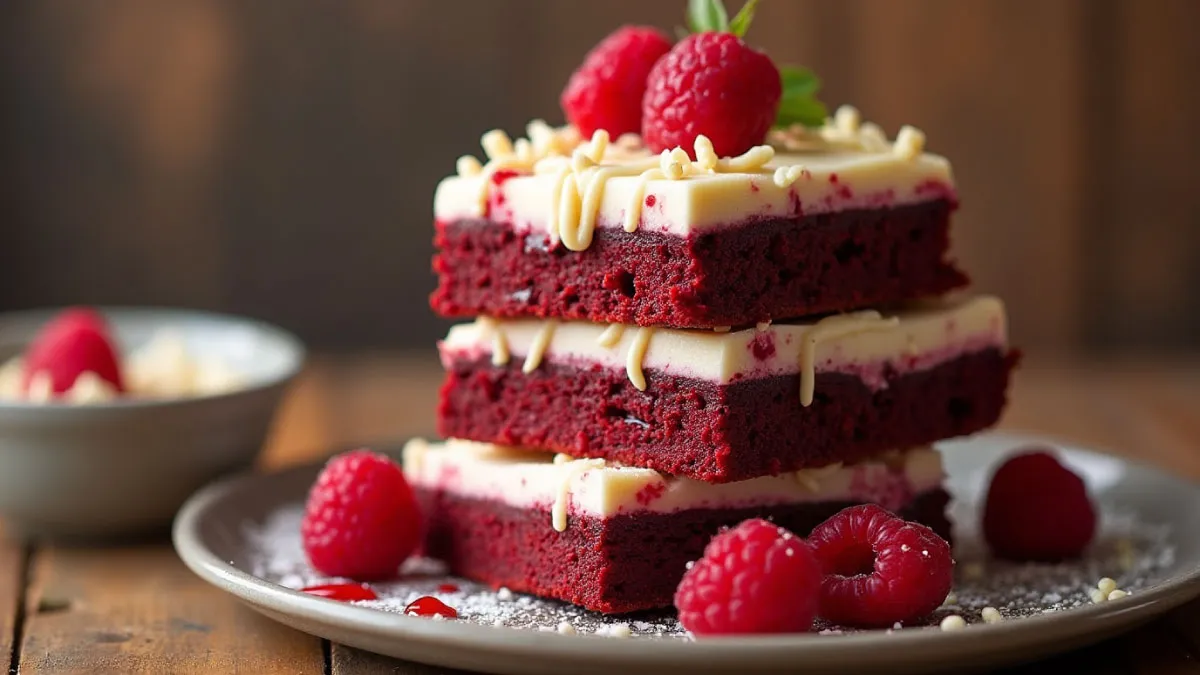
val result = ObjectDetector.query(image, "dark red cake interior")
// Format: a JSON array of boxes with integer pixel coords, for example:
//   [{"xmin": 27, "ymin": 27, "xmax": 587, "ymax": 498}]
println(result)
[
  {"xmin": 438, "ymin": 349, "xmax": 1018, "ymax": 483},
  {"xmin": 431, "ymin": 199, "xmax": 968, "ymax": 328},
  {"xmin": 417, "ymin": 487, "xmax": 952, "ymax": 614}
]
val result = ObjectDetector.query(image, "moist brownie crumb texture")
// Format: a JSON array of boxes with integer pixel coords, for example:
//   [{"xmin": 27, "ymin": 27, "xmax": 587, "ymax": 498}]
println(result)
[{"xmin": 413, "ymin": 109, "xmax": 1017, "ymax": 614}]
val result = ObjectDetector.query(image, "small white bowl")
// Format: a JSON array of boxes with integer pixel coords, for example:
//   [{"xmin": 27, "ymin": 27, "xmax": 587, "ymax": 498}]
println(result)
[{"xmin": 0, "ymin": 307, "xmax": 304, "ymax": 538}]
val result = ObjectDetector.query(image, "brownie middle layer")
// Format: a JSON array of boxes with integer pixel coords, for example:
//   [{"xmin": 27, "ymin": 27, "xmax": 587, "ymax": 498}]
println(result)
[{"xmin": 438, "ymin": 348, "xmax": 1018, "ymax": 483}]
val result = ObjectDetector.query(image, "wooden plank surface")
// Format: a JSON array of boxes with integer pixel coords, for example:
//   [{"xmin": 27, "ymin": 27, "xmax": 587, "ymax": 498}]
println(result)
[
  {"xmin": 17, "ymin": 545, "xmax": 324, "ymax": 674},
  {"xmin": 332, "ymin": 643, "xmax": 466, "ymax": 674},
  {"xmin": 1, "ymin": 539, "xmax": 25, "ymax": 674}
]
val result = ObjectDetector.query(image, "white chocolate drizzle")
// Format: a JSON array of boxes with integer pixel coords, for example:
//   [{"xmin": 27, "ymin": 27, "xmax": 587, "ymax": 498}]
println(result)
[
  {"xmin": 521, "ymin": 320, "xmax": 558, "ymax": 374},
  {"xmin": 625, "ymin": 327, "xmax": 655, "ymax": 392},
  {"xmin": 799, "ymin": 311, "xmax": 901, "ymax": 406},
  {"xmin": 463, "ymin": 124, "xmax": 778, "ymax": 252},
  {"xmin": 551, "ymin": 456, "xmax": 607, "ymax": 532},
  {"xmin": 596, "ymin": 323, "xmax": 626, "ymax": 348},
  {"xmin": 476, "ymin": 316, "xmax": 511, "ymax": 366},
  {"xmin": 768, "ymin": 105, "xmax": 928, "ymax": 160}
]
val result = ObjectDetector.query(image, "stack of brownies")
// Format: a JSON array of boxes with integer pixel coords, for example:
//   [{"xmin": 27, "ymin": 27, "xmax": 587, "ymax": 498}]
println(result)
[{"xmin": 404, "ymin": 112, "xmax": 1017, "ymax": 614}]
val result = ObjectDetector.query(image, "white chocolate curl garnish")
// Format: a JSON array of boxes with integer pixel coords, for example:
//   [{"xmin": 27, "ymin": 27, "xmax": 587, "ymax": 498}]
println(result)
[
  {"xmin": 767, "ymin": 104, "xmax": 929, "ymax": 160},
  {"xmin": 465, "ymin": 124, "xmax": 777, "ymax": 252}
]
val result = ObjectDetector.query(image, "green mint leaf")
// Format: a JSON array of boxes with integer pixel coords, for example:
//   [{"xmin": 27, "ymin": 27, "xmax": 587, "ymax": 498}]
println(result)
[
  {"xmin": 776, "ymin": 96, "xmax": 828, "ymax": 128},
  {"xmin": 775, "ymin": 65, "xmax": 828, "ymax": 128},
  {"xmin": 780, "ymin": 66, "xmax": 821, "ymax": 98},
  {"xmin": 687, "ymin": 0, "xmax": 729, "ymax": 33},
  {"xmin": 728, "ymin": 0, "xmax": 760, "ymax": 38}
]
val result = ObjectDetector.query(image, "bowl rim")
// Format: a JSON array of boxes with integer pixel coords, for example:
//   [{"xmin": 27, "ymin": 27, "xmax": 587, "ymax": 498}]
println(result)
[{"xmin": 0, "ymin": 305, "xmax": 307, "ymax": 412}]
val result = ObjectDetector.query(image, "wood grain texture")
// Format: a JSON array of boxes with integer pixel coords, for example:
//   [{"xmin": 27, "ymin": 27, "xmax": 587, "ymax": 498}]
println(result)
[
  {"xmin": 18, "ymin": 545, "xmax": 323, "ymax": 674},
  {"xmin": 260, "ymin": 353, "xmax": 443, "ymax": 471},
  {"xmin": 2, "ymin": 1, "xmax": 1198, "ymax": 351},
  {"xmin": 332, "ymin": 643, "xmax": 468, "ymax": 674},
  {"xmin": 0, "ymin": 540, "xmax": 24, "ymax": 673},
  {"xmin": 848, "ymin": 0, "xmax": 1087, "ymax": 350},
  {"xmin": 1083, "ymin": 0, "xmax": 1200, "ymax": 349}
]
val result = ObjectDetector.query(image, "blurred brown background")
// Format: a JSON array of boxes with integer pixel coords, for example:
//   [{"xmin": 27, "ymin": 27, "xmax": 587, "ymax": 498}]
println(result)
[{"xmin": 1, "ymin": 0, "xmax": 1197, "ymax": 353}]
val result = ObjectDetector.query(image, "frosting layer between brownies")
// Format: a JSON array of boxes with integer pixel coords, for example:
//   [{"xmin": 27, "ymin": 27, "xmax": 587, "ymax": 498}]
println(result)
[
  {"xmin": 440, "ymin": 295, "xmax": 1006, "ymax": 402},
  {"xmin": 403, "ymin": 439, "xmax": 943, "ymax": 532},
  {"xmin": 433, "ymin": 109, "xmax": 954, "ymax": 243}
]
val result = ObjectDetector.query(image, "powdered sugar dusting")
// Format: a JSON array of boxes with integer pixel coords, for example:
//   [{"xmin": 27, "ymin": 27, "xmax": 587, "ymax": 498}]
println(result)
[{"xmin": 243, "ymin": 503, "xmax": 1175, "ymax": 637}]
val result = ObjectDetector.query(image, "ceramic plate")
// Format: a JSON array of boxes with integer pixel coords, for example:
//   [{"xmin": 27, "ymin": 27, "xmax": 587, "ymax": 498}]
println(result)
[{"xmin": 173, "ymin": 432, "xmax": 1200, "ymax": 674}]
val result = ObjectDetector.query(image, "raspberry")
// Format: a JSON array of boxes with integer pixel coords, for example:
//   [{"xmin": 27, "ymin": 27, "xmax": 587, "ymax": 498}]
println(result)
[
  {"xmin": 22, "ymin": 307, "xmax": 125, "ymax": 395},
  {"xmin": 301, "ymin": 449, "xmax": 422, "ymax": 580},
  {"xmin": 674, "ymin": 518, "xmax": 821, "ymax": 635},
  {"xmin": 642, "ymin": 32, "xmax": 781, "ymax": 158},
  {"xmin": 560, "ymin": 26, "xmax": 672, "ymax": 138},
  {"xmin": 808, "ymin": 504, "xmax": 954, "ymax": 627},
  {"xmin": 983, "ymin": 449, "xmax": 1096, "ymax": 561}
]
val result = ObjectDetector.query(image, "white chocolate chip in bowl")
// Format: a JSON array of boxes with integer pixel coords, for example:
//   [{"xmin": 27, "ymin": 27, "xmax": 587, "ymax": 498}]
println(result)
[{"xmin": 0, "ymin": 306, "xmax": 304, "ymax": 538}]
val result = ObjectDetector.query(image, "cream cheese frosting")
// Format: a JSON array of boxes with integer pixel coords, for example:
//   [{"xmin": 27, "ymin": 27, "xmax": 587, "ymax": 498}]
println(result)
[
  {"xmin": 403, "ymin": 438, "xmax": 945, "ymax": 532},
  {"xmin": 440, "ymin": 295, "xmax": 1007, "ymax": 404},
  {"xmin": 433, "ymin": 107, "xmax": 955, "ymax": 244}
]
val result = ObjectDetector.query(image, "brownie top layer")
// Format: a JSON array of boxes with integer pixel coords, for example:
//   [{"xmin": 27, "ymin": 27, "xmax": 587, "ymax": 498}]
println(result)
[
  {"xmin": 404, "ymin": 438, "xmax": 943, "ymax": 532},
  {"xmin": 434, "ymin": 107, "xmax": 955, "ymax": 250},
  {"xmin": 440, "ymin": 295, "xmax": 1006, "ymax": 403}
]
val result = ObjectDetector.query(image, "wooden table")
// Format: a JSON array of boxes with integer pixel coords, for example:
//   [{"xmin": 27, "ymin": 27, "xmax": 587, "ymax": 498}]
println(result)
[{"xmin": 3, "ymin": 354, "xmax": 1199, "ymax": 674}]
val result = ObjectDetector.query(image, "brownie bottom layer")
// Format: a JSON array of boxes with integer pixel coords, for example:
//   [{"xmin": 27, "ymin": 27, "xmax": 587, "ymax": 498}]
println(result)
[
  {"xmin": 431, "ymin": 199, "xmax": 967, "ymax": 328},
  {"xmin": 417, "ymin": 488, "xmax": 952, "ymax": 614},
  {"xmin": 438, "ymin": 349, "xmax": 1018, "ymax": 483}
]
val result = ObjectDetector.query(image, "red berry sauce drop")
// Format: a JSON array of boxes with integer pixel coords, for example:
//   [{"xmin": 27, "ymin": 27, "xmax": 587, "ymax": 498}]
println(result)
[
  {"xmin": 404, "ymin": 595, "xmax": 459, "ymax": 619},
  {"xmin": 301, "ymin": 583, "xmax": 378, "ymax": 602},
  {"xmin": 437, "ymin": 583, "xmax": 460, "ymax": 593}
]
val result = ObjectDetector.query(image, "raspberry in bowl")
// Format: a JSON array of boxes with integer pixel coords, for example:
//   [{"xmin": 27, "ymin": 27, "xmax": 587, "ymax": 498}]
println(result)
[{"xmin": 0, "ymin": 306, "xmax": 304, "ymax": 538}]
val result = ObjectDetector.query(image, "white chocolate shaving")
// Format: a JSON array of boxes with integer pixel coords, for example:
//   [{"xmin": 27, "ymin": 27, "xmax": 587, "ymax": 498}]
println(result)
[
  {"xmin": 773, "ymin": 165, "xmax": 807, "ymax": 188},
  {"xmin": 521, "ymin": 320, "xmax": 558, "ymax": 373},
  {"xmin": 625, "ymin": 327, "xmax": 655, "ymax": 392},
  {"xmin": 693, "ymin": 136, "xmax": 719, "ymax": 172},
  {"xmin": 834, "ymin": 105, "xmax": 862, "ymax": 134},
  {"xmin": 596, "ymin": 323, "xmax": 626, "ymax": 348},
  {"xmin": 799, "ymin": 311, "xmax": 900, "ymax": 406},
  {"xmin": 455, "ymin": 155, "xmax": 483, "ymax": 177},
  {"xmin": 26, "ymin": 372, "xmax": 53, "ymax": 402},
  {"xmin": 893, "ymin": 125, "xmax": 926, "ymax": 161},
  {"xmin": 477, "ymin": 317, "xmax": 510, "ymax": 366},
  {"xmin": 65, "ymin": 371, "xmax": 119, "ymax": 404},
  {"xmin": 481, "ymin": 130, "xmax": 515, "ymax": 161}
]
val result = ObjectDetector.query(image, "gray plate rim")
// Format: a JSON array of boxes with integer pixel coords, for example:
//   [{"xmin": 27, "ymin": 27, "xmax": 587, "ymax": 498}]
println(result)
[{"xmin": 172, "ymin": 431, "xmax": 1200, "ymax": 674}]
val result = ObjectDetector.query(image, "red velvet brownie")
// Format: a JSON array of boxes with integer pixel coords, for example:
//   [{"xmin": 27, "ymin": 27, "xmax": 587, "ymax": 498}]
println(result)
[
  {"xmin": 431, "ymin": 115, "xmax": 968, "ymax": 329},
  {"xmin": 403, "ymin": 439, "xmax": 952, "ymax": 614},
  {"xmin": 438, "ymin": 295, "xmax": 1016, "ymax": 483}
]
